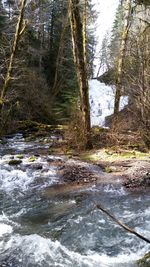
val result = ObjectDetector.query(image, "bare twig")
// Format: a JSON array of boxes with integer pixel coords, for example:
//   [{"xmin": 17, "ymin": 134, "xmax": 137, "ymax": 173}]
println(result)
[{"xmin": 96, "ymin": 204, "xmax": 150, "ymax": 244}]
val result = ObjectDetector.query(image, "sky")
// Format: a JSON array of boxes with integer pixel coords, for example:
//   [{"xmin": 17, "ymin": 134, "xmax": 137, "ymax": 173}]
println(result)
[{"xmin": 91, "ymin": 0, "xmax": 119, "ymax": 73}]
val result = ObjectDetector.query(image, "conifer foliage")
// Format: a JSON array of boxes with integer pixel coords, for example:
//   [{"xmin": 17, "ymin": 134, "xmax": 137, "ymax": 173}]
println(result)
[{"xmin": 0, "ymin": 0, "xmax": 95, "ymax": 135}]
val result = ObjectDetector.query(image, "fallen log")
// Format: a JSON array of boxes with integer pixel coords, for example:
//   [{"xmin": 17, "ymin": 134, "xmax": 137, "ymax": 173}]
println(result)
[{"xmin": 96, "ymin": 204, "xmax": 150, "ymax": 244}]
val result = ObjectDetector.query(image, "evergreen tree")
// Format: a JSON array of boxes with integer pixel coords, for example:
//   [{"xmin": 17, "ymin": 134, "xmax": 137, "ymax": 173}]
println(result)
[{"xmin": 0, "ymin": 0, "xmax": 6, "ymax": 33}]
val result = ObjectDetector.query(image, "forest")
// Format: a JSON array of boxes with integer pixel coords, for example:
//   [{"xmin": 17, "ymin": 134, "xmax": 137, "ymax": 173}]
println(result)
[
  {"xmin": 0, "ymin": 0, "xmax": 150, "ymax": 149},
  {"xmin": 0, "ymin": 0, "xmax": 150, "ymax": 267}
]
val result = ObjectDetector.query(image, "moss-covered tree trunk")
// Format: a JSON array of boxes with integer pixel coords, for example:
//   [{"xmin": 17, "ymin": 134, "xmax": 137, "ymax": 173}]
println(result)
[{"xmin": 69, "ymin": 0, "xmax": 92, "ymax": 149}]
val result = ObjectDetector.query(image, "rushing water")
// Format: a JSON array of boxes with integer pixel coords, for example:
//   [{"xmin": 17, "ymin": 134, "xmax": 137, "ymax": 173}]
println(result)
[{"xmin": 0, "ymin": 134, "xmax": 150, "ymax": 267}]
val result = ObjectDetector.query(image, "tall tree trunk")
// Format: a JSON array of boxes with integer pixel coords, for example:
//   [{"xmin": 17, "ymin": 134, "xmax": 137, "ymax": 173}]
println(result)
[
  {"xmin": 114, "ymin": 0, "xmax": 132, "ymax": 115},
  {"xmin": 83, "ymin": 0, "xmax": 87, "ymax": 67},
  {"xmin": 51, "ymin": 12, "xmax": 69, "ymax": 97},
  {"xmin": 38, "ymin": 0, "xmax": 45, "ymax": 71},
  {"xmin": 0, "ymin": 0, "xmax": 27, "ymax": 113},
  {"xmin": 69, "ymin": 0, "xmax": 92, "ymax": 149},
  {"xmin": 49, "ymin": 1, "xmax": 55, "ymax": 52}
]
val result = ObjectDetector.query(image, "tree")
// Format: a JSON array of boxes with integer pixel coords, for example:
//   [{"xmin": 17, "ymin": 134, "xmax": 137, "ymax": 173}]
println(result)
[
  {"xmin": 0, "ymin": 0, "xmax": 27, "ymax": 116},
  {"xmin": 114, "ymin": 0, "xmax": 132, "ymax": 115},
  {"xmin": 4, "ymin": 0, "xmax": 15, "ymax": 18},
  {"xmin": 124, "ymin": 4, "xmax": 150, "ymax": 146},
  {"xmin": 0, "ymin": 0, "xmax": 6, "ymax": 31},
  {"xmin": 69, "ymin": 0, "xmax": 92, "ymax": 149}
]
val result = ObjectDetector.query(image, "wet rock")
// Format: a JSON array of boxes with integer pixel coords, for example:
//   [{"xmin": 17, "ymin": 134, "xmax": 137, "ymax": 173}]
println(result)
[
  {"xmin": 16, "ymin": 154, "xmax": 24, "ymax": 159},
  {"xmin": 8, "ymin": 159, "xmax": 22, "ymax": 165},
  {"xmin": 9, "ymin": 156, "xmax": 14, "ymax": 159},
  {"xmin": 137, "ymin": 252, "xmax": 150, "ymax": 267},
  {"xmin": 124, "ymin": 172, "xmax": 150, "ymax": 188},
  {"xmin": 47, "ymin": 158, "xmax": 55, "ymax": 163},
  {"xmin": 123, "ymin": 161, "xmax": 150, "ymax": 189},
  {"xmin": 28, "ymin": 156, "xmax": 37, "ymax": 162},
  {"xmin": 34, "ymin": 154, "xmax": 40, "ymax": 157},
  {"xmin": 29, "ymin": 163, "xmax": 43, "ymax": 170},
  {"xmin": 21, "ymin": 163, "xmax": 43, "ymax": 170},
  {"xmin": 62, "ymin": 164, "xmax": 97, "ymax": 184}
]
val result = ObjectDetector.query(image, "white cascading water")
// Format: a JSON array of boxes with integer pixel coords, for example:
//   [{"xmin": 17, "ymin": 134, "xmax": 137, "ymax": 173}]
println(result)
[
  {"xmin": 0, "ymin": 134, "xmax": 150, "ymax": 267},
  {"xmin": 89, "ymin": 80, "xmax": 128, "ymax": 127}
]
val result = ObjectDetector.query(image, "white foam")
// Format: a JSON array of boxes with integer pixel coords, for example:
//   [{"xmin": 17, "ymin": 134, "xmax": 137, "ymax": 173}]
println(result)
[
  {"xmin": 0, "ymin": 169, "xmax": 34, "ymax": 193},
  {"xmin": 0, "ymin": 234, "xmax": 148, "ymax": 266},
  {"xmin": 103, "ymin": 185, "xmax": 127, "ymax": 196},
  {"xmin": 0, "ymin": 223, "xmax": 13, "ymax": 237},
  {"xmin": 144, "ymin": 206, "xmax": 150, "ymax": 217},
  {"xmin": 0, "ymin": 156, "xmax": 60, "ymax": 194}
]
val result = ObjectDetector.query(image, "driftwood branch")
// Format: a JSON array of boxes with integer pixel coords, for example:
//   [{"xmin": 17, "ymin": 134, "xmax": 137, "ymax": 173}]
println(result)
[{"xmin": 96, "ymin": 204, "xmax": 150, "ymax": 244}]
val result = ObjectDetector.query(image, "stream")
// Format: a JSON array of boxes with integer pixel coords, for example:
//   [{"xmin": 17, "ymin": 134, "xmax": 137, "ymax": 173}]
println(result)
[{"xmin": 0, "ymin": 134, "xmax": 150, "ymax": 267}]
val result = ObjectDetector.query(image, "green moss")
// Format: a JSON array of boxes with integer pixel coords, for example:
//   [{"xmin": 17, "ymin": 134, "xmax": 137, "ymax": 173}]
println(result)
[
  {"xmin": 8, "ymin": 159, "xmax": 22, "ymax": 165},
  {"xmin": 91, "ymin": 126, "xmax": 105, "ymax": 134},
  {"xmin": 28, "ymin": 156, "xmax": 37, "ymax": 162},
  {"xmin": 137, "ymin": 252, "xmax": 150, "ymax": 267},
  {"xmin": 105, "ymin": 166, "xmax": 113, "ymax": 173},
  {"xmin": 18, "ymin": 120, "xmax": 68, "ymax": 133},
  {"xmin": 81, "ymin": 149, "xmax": 150, "ymax": 163},
  {"xmin": 16, "ymin": 154, "xmax": 24, "ymax": 159}
]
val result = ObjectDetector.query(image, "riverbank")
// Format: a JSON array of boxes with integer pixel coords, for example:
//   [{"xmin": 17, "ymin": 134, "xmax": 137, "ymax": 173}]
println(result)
[
  {"xmin": 45, "ymin": 157, "xmax": 150, "ymax": 194},
  {"xmin": 1, "ymin": 122, "xmax": 150, "ymax": 190},
  {"xmin": 0, "ymin": 131, "xmax": 150, "ymax": 267}
]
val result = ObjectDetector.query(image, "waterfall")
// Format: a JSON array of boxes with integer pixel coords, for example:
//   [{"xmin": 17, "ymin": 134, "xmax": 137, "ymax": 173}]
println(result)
[{"xmin": 89, "ymin": 79, "xmax": 128, "ymax": 127}]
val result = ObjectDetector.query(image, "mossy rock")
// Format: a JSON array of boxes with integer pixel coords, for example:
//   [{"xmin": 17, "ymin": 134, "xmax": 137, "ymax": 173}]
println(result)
[
  {"xmin": 92, "ymin": 126, "xmax": 105, "ymax": 134},
  {"xmin": 105, "ymin": 166, "xmax": 118, "ymax": 173},
  {"xmin": 105, "ymin": 166, "xmax": 113, "ymax": 173},
  {"xmin": 137, "ymin": 252, "xmax": 150, "ymax": 267},
  {"xmin": 8, "ymin": 159, "xmax": 22, "ymax": 165},
  {"xmin": 28, "ymin": 156, "xmax": 37, "ymax": 162},
  {"xmin": 16, "ymin": 154, "xmax": 24, "ymax": 159}
]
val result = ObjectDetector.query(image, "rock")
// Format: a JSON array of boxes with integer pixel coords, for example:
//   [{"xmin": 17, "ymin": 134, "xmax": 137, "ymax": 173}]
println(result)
[
  {"xmin": 16, "ymin": 154, "xmax": 24, "ymax": 159},
  {"xmin": 47, "ymin": 158, "xmax": 55, "ymax": 163},
  {"xmin": 105, "ymin": 166, "xmax": 113, "ymax": 173},
  {"xmin": 28, "ymin": 156, "xmax": 37, "ymax": 162},
  {"xmin": 62, "ymin": 164, "xmax": 97, "ymax": 184},
  {"xmin": 29, "ymin": 163, "xmax": 43, "ymax": 170},
  {"xmin": 8, "ymin": 159, "xmax": 22, "ymax": 165},
  {"xmin": 137, "ymin": 252, "xmax": 150, "ymax": 267},
  {"xmin": 21, "ymin": 163, "xmax": 43, "ymax": 170},
  {"xmin": 123, "ymin": 161, "xmax": 150, "ymax": 188},
  {"xmin": 34, "ymin": 154, "xmax": 40, "ymax": 157}
]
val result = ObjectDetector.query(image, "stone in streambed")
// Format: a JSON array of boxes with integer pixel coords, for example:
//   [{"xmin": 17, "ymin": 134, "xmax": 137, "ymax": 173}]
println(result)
[
  {"xmin": 137, "ymin": 252, "xmax": 150, "ymax": 267},
  {"xmin": 8, "ymin": 159, "xmax": 22, "ymax": 165},
  {"xmin": 28, "ymin": 156, "xmax": 37, "ymax": 162},
  {"xmin": 29, "ymin": 163, "xmax": 43, "ymax": 170},
  {"xmin": 16, "ymin": 154, "xmax": 24, "ymax": 159}
]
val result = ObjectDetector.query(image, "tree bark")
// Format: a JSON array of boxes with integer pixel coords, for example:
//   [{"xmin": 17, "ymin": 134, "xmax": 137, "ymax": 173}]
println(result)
[
  {"xmin": 114, "ymin": 0, "xmax": 132, "ymax": 115},
  {"xmin": 69, "ymin": 0, "xmax": 92, "ymax": 149}
]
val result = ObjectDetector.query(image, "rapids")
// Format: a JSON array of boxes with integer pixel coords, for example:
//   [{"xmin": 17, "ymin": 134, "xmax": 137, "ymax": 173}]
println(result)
[{"xmin": 0, "ymin": 134, "xmax": 150, "ymax": 267}]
